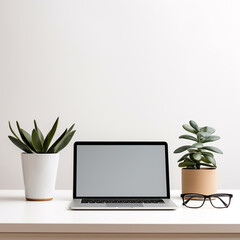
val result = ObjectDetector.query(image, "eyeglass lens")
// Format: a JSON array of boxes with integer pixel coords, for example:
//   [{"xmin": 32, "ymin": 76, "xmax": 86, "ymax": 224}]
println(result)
[
  {"xmin": 210, "ymin": 194, "xmax": 231, "ymax": 208},
  {"xmin": 183, "ymin": 194, "xmax": 205, "ymax": 208}
]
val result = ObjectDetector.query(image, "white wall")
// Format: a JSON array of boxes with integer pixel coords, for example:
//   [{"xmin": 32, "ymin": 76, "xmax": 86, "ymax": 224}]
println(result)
[{"xmin": 0, "ymin": 0, "xmax": 239, "ymax": 190}]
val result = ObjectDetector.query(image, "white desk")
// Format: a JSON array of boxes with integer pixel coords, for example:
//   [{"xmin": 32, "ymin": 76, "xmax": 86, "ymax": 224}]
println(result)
[{"xmin": 0, "ymin": 190, "xmax": 239, "ymax": 240}]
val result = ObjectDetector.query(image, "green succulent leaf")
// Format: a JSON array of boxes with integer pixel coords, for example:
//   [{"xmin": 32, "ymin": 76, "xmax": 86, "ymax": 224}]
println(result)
[
  {"xmin": 192, "ymin": 142, "xmax": 203, "ymax": 148},
  {"xmin": 182, "ymin": 124, "xmax": 197, "ymax": 134},
  {"xmin": 66, "ymin": 124, "xmax": 75, "ymax": 134},
  {"xmin": 193, "ymin": 152, "xmax": 202, "ymax": 160},
  {"xmin": 189, "ymin": 120, "xmax": 199, "ymax": 132},
  {"xmin": 42, "ymin": 117, "xmax": 59, "ymax": 152},
  {"xmin": 21, "ymin": 129, "xmax": 34, "ymax": 148},
  {"xmin": 179, "ymin": 135, "xmax": 198, "ymax": 142},
  {"xmin": 201, "ymin": 151, "xmax": 213, "ymax": 157},
  {"xmin": 178, "ymin": 162, "xmax": 196, "ymax": 168},
  {"xmin": 32, "ymin": 129, "xmax": 42, "ymax": 153},
  {"xmin": 9, "ymin": 121, "xmax": 33, "ymax": 153},
  {"xmin": 21, "ymin": 129, "xmax": 32, "ymax": 143},
  {"xmin": 201, "ymin": 157, "xmax": 211, "ymax": 164},
  {"xmin": 204, "ymin": 155, "xmax": 216, "ymax": 167},
  {"xmin": 177, "ymin": 158, "xmax": 185, "ymax": 162},
  {"xmin": 188, "ymin": 149, "xmax": 197, "ymax": 153},
  {"xmin": 177, "ymin": 153, "xmax": 190, "ymax": 162},
  {"xmin": 174, "ymin": 145, "xmax": 192, "ymax": 153},
  {"xmin": 185, "ymin": 158, "xmax": 195, "ymax": 163},
  {"xmin": 38, "ymin": 130, "xmax": 44, "ymax": 146},
  {"xmin": 189, "ymin": 154, "xmax": 199, "ymax": 162},
  {"xmin": 201, "ymin": 135, "xmax": 220, "ymax": 143},
  {"xmin": 16, "ymin": 122, "xmax": 35, "ymax": 152},
  {"xmin": 198, "ymin": 131, "xmax": 211, "ymax": 138},
  {"xmin": 200, "ymin": 126, "xmax": 215, "ymax": 134},
  {"xmin": 201, "ymin": 146, "xmax": 223, "ymax": 154},
  {"xmin": 54, "ymin": 130, "xmax": 76, "ymax": 153},
  {"xmin": 47, "ymin": 129, "xmax": 68, "ymax": 153},
  {"xmin": 8, "ymin": 121, "xmax": 20, "ymax": 140},
  {"xmin": 34, "ymin": 120, "xmax": 44, "ymax": 145},
  {"xmin": 8, "ymin": 136, "xmax": 32, "ymax": 153}
]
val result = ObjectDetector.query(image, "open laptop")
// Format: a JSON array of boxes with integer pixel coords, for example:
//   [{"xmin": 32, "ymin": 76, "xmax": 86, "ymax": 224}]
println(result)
[{"xmin": 70, "ymin": 141, "xmax": 177, "ymax": 210}]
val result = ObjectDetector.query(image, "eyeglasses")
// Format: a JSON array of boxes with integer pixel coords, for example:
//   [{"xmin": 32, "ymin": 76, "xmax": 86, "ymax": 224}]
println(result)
[{"xmin": 181, "ymin": 193, "xmax": 233, "ymax": 208}]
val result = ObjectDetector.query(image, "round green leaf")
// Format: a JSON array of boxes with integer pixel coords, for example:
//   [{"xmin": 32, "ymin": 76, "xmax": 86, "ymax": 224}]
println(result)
[
  {"xmin": 193, "ymin": 152, "xmax": 201, "ymax": 160},
  {"xmin": 177, "ymin": 153, "xmax": 190, "ymax": 162},
  {"xmin": 182, "ymin": 124, "xmax": 197, "ymax": 134},
  {"xmin": 200, "ymin": 126, "xmax": 215, "ymax": 134},
  {"xmin": 192, "ymin": 143, "xmax": 203, "ymax": 148},
  {"xmin": 184, "ymin": 158, "xmax": 194, "ymax": 163},
  {"xmin": 174, "ymin": 145, "xmax": 192, "ymax": 153},
  {"xmin": 201, "ymin": 157, "xmax": 211, "ymax": 164},
  {"xmin": 204, "ymin": 155, "xmax": 216, "ymax": 167},
  {"xmin": 179, "ymin": 135, "xmax": 198, "ymax": 142},
  {"xmin": 189, "ymin": 120, "xmax": 199, "ymax": 132},
  {"xmin": 201, "ymin": 151, "xmax": 213, "ymax": 157},
  {"xmin": 178, "ymin": 162, "xmax": 196, "ymax": 168},
  {"xmin": 188, "ymin": 149, "xmax": 197, "ymax": 153},
  {"xmin": 198, "ymin": 132, "xmax": 211, "ymax": 138},
  {"xmin": 202, "ymin": 135, "xmax": 220, "ymax": 143},
  {"xmin": 202, "ymin": 146, "xmax": 223, "ymax": 154}
]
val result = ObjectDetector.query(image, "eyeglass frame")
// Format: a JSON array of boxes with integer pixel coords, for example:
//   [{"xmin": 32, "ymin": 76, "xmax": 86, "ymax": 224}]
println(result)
[{"xmin": 181, "ymin": 193, "xmax": 233, "ymax": 209}]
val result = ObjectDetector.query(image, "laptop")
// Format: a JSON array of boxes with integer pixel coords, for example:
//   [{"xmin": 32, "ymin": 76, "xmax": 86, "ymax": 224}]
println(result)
[{"xmin": 70, "ymin": 141, "xmax": 177, "ymax": 210}]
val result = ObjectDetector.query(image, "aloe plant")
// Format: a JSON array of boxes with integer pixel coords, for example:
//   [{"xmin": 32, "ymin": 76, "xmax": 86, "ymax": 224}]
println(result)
[
  {"xmin": 174, "ymin": 120, "xmax": 223, "ymax": 169},
  {"xmin": 8, "ymin": 117, "xmax": 76, "ymax": 153}
]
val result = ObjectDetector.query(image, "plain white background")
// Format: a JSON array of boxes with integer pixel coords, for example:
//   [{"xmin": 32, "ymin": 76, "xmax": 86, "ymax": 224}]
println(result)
[{"xmin": 0, "ymin": 0, "xmax": 239, "ymax": 190}]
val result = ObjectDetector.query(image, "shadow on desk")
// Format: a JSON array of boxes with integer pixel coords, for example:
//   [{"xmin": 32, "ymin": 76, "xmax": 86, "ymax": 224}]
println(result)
[{"xmin": 0, "ymin": 196, "xmax": 25, "ymax": 202}]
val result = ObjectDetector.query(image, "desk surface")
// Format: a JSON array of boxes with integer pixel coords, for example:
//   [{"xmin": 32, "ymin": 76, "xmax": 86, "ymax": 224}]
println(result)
[{"xmin": 0, "ymin": 190, "xmax": 239, "ymax": 234}]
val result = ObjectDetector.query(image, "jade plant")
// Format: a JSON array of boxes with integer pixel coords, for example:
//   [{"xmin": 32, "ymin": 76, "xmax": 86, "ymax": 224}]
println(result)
[
  {"xmin": 174, "ymin": 120, "xmax": 223, "ymax": 169},
  {"xmin": 8, "ymin": 117, "xmax": 76, "ymax": 153}
]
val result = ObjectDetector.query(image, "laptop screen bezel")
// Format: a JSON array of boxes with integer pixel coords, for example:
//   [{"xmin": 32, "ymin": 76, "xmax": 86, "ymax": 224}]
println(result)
[{"xmin": 73, "ymin": 141, "xmax": 170, "ymax": 199}]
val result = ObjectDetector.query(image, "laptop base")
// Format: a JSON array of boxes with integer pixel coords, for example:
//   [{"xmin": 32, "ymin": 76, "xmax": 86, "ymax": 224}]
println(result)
[{"xmin": 70, "ymin": 199, "xmax": 177, "ymax": 210}]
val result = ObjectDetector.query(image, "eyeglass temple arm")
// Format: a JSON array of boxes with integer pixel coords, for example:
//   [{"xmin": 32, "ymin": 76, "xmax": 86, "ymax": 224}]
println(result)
[
  {"xmin": 183, "ymin": 197, "xmax": 193, "ymax": 205},
  {"xmin": 214, "ymin": 196, "xmax": 228, "ymax": 207}
]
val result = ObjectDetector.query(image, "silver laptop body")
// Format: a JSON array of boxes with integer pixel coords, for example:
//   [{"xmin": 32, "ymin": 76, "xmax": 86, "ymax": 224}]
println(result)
[{"xmin": 70, "ymin": 141, "xmax": 177, "ymax": 210}]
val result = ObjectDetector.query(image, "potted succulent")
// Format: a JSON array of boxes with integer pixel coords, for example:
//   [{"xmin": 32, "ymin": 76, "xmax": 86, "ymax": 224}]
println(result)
[
  {"xmin": 174, "ymin": 120, "xmax": 223, "ymax": 195},
  {"xmin": 8, "ymin": 117, "xmax": 76, "ymax": 201}
]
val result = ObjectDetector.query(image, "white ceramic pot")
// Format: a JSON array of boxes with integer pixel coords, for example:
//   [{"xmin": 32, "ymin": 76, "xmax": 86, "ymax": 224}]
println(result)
[{"xmin": 21, "ymin": 153, "xmax": 59, "ymax": 201}]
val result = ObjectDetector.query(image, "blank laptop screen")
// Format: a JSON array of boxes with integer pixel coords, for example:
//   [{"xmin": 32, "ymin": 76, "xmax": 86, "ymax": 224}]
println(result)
[{"xmin": 75, "ymin": 144, "xmax": 168, "ymax": 197}]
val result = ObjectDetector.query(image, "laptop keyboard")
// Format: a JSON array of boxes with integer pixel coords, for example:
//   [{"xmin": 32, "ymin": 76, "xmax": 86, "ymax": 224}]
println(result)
[{"xmin": 81, "ymin": 199, "xmax": 164, "ymax": 204}]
